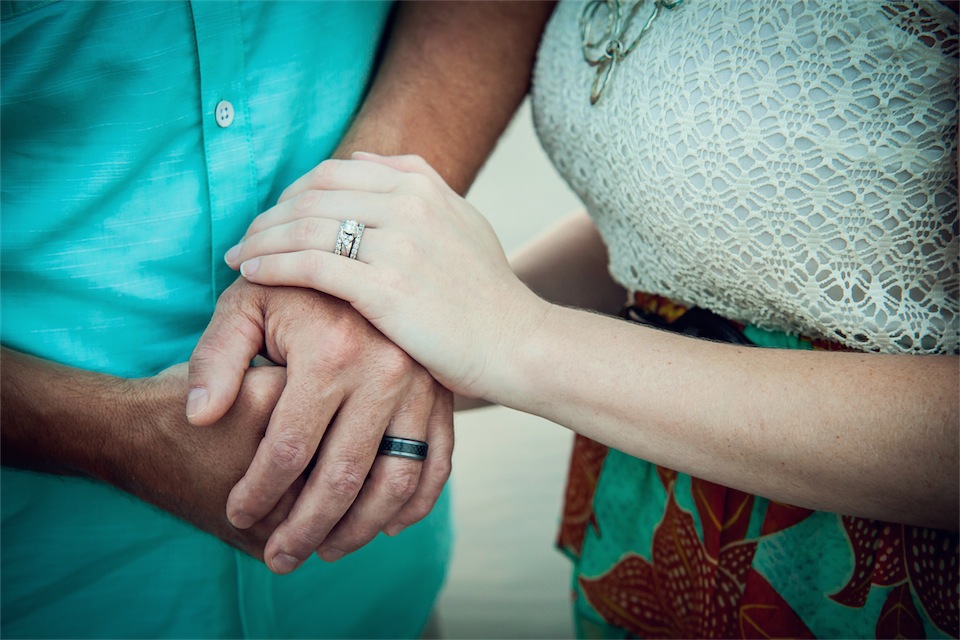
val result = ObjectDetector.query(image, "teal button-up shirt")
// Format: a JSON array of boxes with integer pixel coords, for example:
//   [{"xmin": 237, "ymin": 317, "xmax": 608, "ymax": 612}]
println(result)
[{"xmin": 1, "ymin": 2, "xmax": 451, "ymax": 637}]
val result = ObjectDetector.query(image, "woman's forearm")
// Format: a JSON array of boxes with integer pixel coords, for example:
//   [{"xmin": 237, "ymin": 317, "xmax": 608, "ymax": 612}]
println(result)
[{"xmin": 495, "ymin": 303, "xmax": 959, "ymax": 529}]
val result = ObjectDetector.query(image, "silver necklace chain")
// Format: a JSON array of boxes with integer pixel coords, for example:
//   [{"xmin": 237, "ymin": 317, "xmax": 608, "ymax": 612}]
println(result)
[{"xmin": 579, "ymin": 0, "xmax": 684, "ymax": 105}]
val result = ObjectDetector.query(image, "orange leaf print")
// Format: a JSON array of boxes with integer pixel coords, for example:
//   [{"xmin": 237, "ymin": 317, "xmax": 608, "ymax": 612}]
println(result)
[
  {"xmin": 760, "ymin": 501, "xmax": 815, "ymax": 537},
  {"xmin": 701, "ymin": 541, "xmax": 759, "ymax": 638},
  {"xmin": 830, "ymin": 517, "xmax": 901, "ymax": 608},
  {"xmin": 876, "ymin": 583, "xmax": 926, "ymax": 639},
  {"xmin": 579, "ymin": 491, "xmax": 769, "ymax": 638},
  {"xmin": 657, "ymin": 466, "xmax": 678, "ymax": 491},
  {"xmin": 902, "ymin": 526, "xmax": 958, "ymax": 636},
  {"xmin": 651, "ymin": 491, "xmax": 711, "ymax": 631},
  {"xmin": 557, "ymin": 435, "xmax": 609, "ymax": 557},
  {"xmin": 578, "ymin": 553, "xmax": 677, "ymax": 639},
  {"xmin": 873, "ymin": 524, "xmax": 909, "ymax": 587},
  {"xmin": 579, "ymin": 492, "xmax": 710, "ymax": 638},
  {"xmin": 739, "ymin": 568, "xmax": 816, "ymax": 639},
  {"xmin": 830, "ymin": 517, "xmax": 958, "ymax": 637},
  {"xmin": 691, "ymin": 477, "xmax": 755, "ymax": 559}
]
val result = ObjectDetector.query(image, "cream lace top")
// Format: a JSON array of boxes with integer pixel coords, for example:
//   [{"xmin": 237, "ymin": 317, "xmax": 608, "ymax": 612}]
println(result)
[{"xmin": 532, "ymin": 0, "xmax": 958, "ymax": 354}]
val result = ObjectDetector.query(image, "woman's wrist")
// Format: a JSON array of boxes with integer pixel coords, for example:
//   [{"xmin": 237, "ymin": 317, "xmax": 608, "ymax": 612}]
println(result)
[{"xmin": 480, "ymin": 292, "xmax": 563, "ymax": 412}]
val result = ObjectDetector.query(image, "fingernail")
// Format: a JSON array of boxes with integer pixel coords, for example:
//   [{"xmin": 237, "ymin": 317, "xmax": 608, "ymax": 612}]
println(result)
[
  {"xmin": 351, "ymin": 151, "xmax": 379, "ymax": 159},
  {"xmin": 229, "ymin": 511, "xmax": 255, "ymax": 529},
  {"xmin": 385, "ymin": 524, "xmax": 408, "ymax": 537},
  {"xmin": 224, "ymin": 243, "xmax": 242, "ymax": 264},
  {"xmin": 271, "ymin": 553, "xmax": 301, "ymax": 574},
  {"xmin": 320, "ymin": 548, "xmax": 345, "ymax": 562},
  {"xmin": 185, "ymin": 387, "xmax": 208, "ymax": 418},
  {"xmin": 240, "ymin": 258, "xmax": 260, "ymax": 277}
]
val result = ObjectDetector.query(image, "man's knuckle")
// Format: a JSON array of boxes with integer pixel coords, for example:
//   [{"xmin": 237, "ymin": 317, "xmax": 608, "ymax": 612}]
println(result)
[
  {"xmin": 334, "ymin": 521, "xmax": 377, "ymax": 551},
  {"xmin": 215, "ymin": 283, "xmax": 242, "ymax": 307},
  {"xmin": 408, "ymin": 504, "xmax": 431, "ymax": 524},
  {"xmin": 322, "ymin": 461, "xmax": 366, "ymax": 497},
  {"xmin": 378, "ymin": 344, "xmax": 414, "ymax": 382},
  {"xmin": 216, "ymin": 280, "xmax": 267, "ymax": 317},
  {"xmin": 195, "ymin": 312, "xmax": 264, "ymax": 364},
  {"xmin": 269, "ymin": 435, "xmax": 312, "ymax": 473},
  {"xmin": 244, "ymin": 372, "xmax": 284, "ymax": 410},
  {"xmin": 319, "ymin": 315, "xmax": 366, "ymax": 358},
  {"xmin": 411, "ymin": 367, "xmax": 437, "ymax": 392},
  {"xmin": 281, "ymin": 521, "xmax": 327, "ymax": 551},
  {"xmin": 190, "ymin": 338, "xmax": 228, "ymax": 364},
  {"xmin": 381, "ymin": 468, "xmax": 419, "ymax": 503},
  {"xmin": 432, "ymin": 457, "xmax": 453, "ymax": 484},
  {"xmin": 403, "ymin": 497, "xmax": 434, "ymax": 524},
  {"xmin": 243, "ymin": 376, "xmax": 272, "ymax": 406}
]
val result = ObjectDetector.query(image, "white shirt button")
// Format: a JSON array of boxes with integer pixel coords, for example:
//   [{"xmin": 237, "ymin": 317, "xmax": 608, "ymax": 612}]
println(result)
[{"xmin": 215, "ymin": 100, "xmax": 235, "ymax": 128}]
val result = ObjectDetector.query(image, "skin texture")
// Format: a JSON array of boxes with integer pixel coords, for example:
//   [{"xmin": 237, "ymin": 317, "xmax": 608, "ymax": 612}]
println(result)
[
  {"xmin": 226, "ymin": 153, "xmax": 960, "ymax": 532},
  {"xmin": 2, "ymin": 1, "xmax": 555, "ymax": 575}
]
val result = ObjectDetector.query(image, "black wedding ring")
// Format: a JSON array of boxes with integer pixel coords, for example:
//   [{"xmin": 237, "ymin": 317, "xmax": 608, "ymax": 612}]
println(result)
[{"xmin": 377, "ymin": 436, "xmax": 429, "ymax": 462}]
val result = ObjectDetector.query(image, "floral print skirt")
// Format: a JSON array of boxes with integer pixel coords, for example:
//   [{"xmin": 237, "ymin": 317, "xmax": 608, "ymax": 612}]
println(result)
[{"xmin": 559, "ymin": 295, "xmax": 959, "ymax": 639}]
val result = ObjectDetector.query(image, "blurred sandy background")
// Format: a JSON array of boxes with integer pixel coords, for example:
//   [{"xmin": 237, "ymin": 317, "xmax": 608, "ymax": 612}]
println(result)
[{"xmin": 433, "ymin": 100, "xmax": 584, "ymax": 639}]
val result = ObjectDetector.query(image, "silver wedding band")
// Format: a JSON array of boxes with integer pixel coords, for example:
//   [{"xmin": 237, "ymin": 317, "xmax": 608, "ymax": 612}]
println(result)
[
  {"xmin": 335, "ymin": 219, "xmax": 365, "ymax": 260},
  {"xmin": 377, "ymin": 436, "xmax": 429, "ymax": 462}
]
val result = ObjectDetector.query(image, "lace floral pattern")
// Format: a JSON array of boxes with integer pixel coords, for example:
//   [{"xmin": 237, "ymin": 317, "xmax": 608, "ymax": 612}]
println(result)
[{"xmin": 533, "ymin": 0, "xmax": 958, "ymax": 354}]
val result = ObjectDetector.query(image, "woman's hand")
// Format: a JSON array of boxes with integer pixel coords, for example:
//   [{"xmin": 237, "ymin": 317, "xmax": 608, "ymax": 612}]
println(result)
[{"xmin": 224, "ymin": 153, "xmax": 548, "ymax": 400}]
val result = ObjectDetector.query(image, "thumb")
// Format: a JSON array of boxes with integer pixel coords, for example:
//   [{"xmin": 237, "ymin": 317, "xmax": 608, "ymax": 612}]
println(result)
[{"xmin": 186, "ymin": 286, "xmax": 266, "ymax": 426}]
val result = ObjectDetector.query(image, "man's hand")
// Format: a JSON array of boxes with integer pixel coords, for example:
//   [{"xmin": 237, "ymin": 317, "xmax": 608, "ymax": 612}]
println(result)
[
  {"xmin": 0, "ymin": 349, "xmax": 295, "ymax": 561},
  {"xmin": 180, "ymin": 0, "xmax": 549, "ymax": 575},
  {"xmin": 186, "ymin": 281, "xmax": 453, "ymax": 574},
  {"xmin": 135, "ymin": 363, "xmax": 297, "ymax": 559}
]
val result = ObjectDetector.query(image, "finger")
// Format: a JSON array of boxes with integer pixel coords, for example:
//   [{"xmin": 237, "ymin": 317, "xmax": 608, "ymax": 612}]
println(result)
[
  {"xmin": 314, "ymin": 390, "xmax": 433, "ymax": 561},
  {"xmin": 229, "ymin": 219, "xmax": 383, "ymax": 270},
  {"xmin": 384, "ymin": 389, "xmax": 454, "ymax": 536},
  {"xmin": 238, "ymin": 250, "xmax": 375, "ymax": 306},
  {"xmin": 186, "ymin": 283, "xmax": 265, "ymax": 426},
  {"xmin": 262, "ymin": 393, "xmax": 389, "ymax": 573},
  {"xmin": 277, "ymin": 158, "xmax": 407, "ymax": 203},
  {"xmin": 351, "ymin": 151, "xmax": 447, "ymax": 186},
  {"xmin": 233, "ymin": 473, "xmax": 305, "ymax": 562},
  {"xmin": 230, "ymin": 217, "xmax": 341, "ymax": 270},
  {"xmin": 240, "ymin": 190, "xmax": 392, "ymax": 242},
  {"xmin": 225, "ymin": 361, "xmax": 340, "ymax": 529}
]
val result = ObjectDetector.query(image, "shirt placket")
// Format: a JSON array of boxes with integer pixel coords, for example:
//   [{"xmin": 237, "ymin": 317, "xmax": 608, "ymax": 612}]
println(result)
[
  {"xmin": 190, "ymin": 1, "xmax": 258, "ymax": 300},
  {"xmin": 189, "ymin": 6, "xmax": 269, "ymax": 634}
]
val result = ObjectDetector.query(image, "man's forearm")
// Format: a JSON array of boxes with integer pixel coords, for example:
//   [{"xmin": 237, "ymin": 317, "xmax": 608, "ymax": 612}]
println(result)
[
  {"xmin": 335, "ymin": 1, "xmax": 555, "ymax": 194},
  {"xmin": 0, "ymin": 347, "xmax": 146, "ymax": 484},
  {"xmin": 1, "ymin": 347, "xmax": 300, "ymax": 558}
]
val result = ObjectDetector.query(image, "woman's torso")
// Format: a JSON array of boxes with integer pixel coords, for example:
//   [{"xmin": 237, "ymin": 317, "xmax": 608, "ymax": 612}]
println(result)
[{"xmin": 532, "ymin": 0, "xmax": 958, "ymax": 354}]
